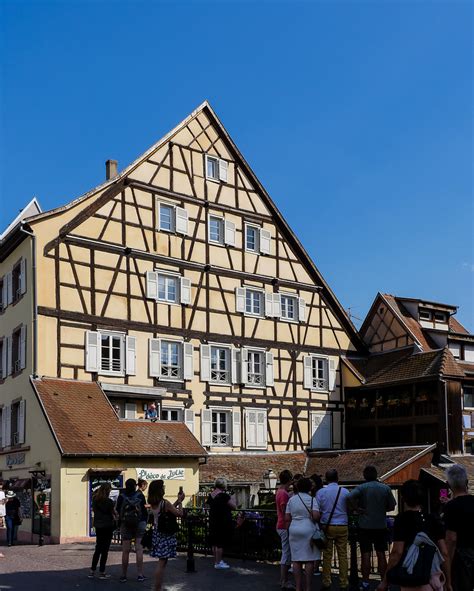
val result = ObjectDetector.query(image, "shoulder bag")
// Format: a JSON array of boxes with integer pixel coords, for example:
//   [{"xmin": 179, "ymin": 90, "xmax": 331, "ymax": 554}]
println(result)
[
  {"xmin": 156, "ymin": 500, "xmax": 179, "ymax": 535},
  {"xmin": 309, "ymin": 487, "xmax": 342, "ymax": 550}
]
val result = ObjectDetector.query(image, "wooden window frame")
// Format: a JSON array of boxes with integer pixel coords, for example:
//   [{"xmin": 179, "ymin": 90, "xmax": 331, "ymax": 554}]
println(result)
[
  {"xmin": 156, "ymin": 271, "xmax": 180, "ymax": 305},
  {"xmin": 99, "ymin": 330, "xmax": 125, "ymax": 377},
  {"xmin": 208, "ymin": 214, "xmax": 225, "ymax": 246},
  {"xmin": 245, "ymin": 348, "xmax": 266, "ymax": 388},
  {"xmin": 244, "ymin": 288, "xmax": 264, "ymax": 318},
  {"xmin": 209, "ymin": 344, "xmax": 231, "ymax": 385},
  {"xmin": 159, "ymin": 339, "xmax": 183, "ymax": 382},
  {"xmin": 280, "ymin": 293, "xmax": 298, "ymax": 323},
  {"xmin": 245, "ymin": 223, "xmax": 260, "ymax": 253},
  {"xmin": 158, "ymin": 201, "xmax": 176, "ymax": 233},
  {"xmin": 310, "ymin": 355, "xmax": 329, "ymax": 392}
]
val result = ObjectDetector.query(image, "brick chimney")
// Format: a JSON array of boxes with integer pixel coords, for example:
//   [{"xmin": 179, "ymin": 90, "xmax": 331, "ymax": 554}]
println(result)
[{"xmin": 105, "ymin": 159, "xmax": 118, "ymax": 180}]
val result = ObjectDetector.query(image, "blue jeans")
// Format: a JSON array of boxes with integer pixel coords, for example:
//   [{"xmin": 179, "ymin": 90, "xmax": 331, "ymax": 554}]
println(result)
[{"xmin": 5, "ymin": 516, "xmax": 18, "ymax": 545}]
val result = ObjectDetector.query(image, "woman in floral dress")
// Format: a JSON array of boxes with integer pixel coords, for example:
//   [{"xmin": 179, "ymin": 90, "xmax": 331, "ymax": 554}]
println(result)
[{"xmin": 148, "ymin": 480, "xmax": 185, "ymax": 591}]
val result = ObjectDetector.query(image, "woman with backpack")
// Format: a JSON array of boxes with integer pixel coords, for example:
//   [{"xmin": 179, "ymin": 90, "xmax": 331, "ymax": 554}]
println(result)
[
  {"xmin": 116, "ymin": 478, "xmax": 148, "ymax": 583},
  {"xmin": 148, "ymin": 479, "xmax": 185, "ymax": 591},
  {"xmin": 377, "ymin": 480, "xmax": 451, "ymax": 591},
  {"xmin": 88, "ymin": 483, "xmax": 117, "ymax": 580}
]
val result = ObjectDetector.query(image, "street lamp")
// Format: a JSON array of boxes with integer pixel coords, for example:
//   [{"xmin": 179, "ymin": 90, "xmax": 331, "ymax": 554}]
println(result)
[{"xmin": 263, "ymin": 469, "xmax": 277, "ymax": 491}]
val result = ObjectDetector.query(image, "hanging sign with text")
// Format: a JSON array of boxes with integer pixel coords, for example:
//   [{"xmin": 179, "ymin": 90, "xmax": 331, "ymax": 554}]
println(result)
[{"xmin": 136, "ymin": 467, "xmax": 185, "ymax": 481}]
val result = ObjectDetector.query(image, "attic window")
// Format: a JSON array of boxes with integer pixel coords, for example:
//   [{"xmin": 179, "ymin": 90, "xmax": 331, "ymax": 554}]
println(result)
[
  {"xmin": 434, "ymin": 312, "xmax": 447, "ymax": 323},
  {"xmin": 419, "ymin": 310, "xmax": 432, "ymax": 321},
  {"xmin": 379, "ymin": 307, "xmax": 385, "ymax": 316}
]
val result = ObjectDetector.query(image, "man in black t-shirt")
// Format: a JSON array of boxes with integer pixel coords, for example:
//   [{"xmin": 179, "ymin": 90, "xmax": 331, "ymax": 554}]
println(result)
[{"xmin": 444, "ymin": 464, "xmax": 474, "ymax": 591}]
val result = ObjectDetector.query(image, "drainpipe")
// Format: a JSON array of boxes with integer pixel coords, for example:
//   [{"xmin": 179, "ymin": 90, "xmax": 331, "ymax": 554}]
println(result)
[{"xmin": 19, "ymin": 224, "xmax": 37, "ymax": 378}]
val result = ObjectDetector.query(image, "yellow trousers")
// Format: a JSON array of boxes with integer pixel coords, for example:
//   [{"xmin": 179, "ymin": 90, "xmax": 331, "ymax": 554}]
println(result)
[{"xmin": 322, "ymin": 524, "xmax": 349, "ymax": 588}]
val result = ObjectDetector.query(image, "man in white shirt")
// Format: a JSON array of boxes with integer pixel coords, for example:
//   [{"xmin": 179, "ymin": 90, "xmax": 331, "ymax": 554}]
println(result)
[{"xmin": 315, "ymin": 469, "xmax": 350, "ymax": 591}]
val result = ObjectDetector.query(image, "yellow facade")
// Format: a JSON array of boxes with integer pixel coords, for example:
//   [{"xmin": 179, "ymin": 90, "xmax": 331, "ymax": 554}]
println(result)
[{"xmin": 0, "ymin": 102, "xmax": 363, "ymax": 541}]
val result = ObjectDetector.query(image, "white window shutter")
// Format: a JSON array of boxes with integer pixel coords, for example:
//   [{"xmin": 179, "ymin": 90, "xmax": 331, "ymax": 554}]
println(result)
[
  {"xmin": 201, "ymin": 409, "xmax": 212, "ymax": 446},
  {"xmin": 85, "ymin": 331, "xmax": 101, "ymax": 372},
  {"xmin": 303, "ymin": 355, "xmax": 313, "ymax": 389},
  {"xmin": 260, "ymin": 229, "xmax": 271, "ymax": 255},
  {"xmin": 18, "ymin": 400, "xmax": 26, "ymax": 444},
  {"xmin": 1, "ymin": 409, "xmax": 6, "ymax": 448},
  {"xmin": 125, "ymin": 403, "xmax": 136, "ymax": 419},
  {"xmin": 125, "ymin": 336, "xmax": 136, "ymax": 375},
  {"xmin": 149, "ymin": 338, "xmax": 161, "ymax": 377},
  {"xmin": 2, "ymin": 278, "xmax": 7, "ymax": 310},
  {"xmin": 6, "ymin": 336, "xmax": 11, "ymax": 376},
  {"xmin": 1, "ymin": 340, "xmax": 6, "ymax": 379},
  {"xmin": 183, "ymin": 343, "xmax": 194, "ymax": 380},
  {"xmin": 328, "ymin": 358, "xmax": 337, "ymax": 391},
  {"xmin": 245, "ymin": 410, "xmax": 257, "ymax": 448},
  {"xmin": 184, "ymin": 409, "xmax": 195, "ymax": 434},
  {"xmin": 6, "ymin": 272, "xmax": 13, "ymax": 305},
  {"xmin": 146, "ymin": 271, "xmax": 158, "ymax": 300},
  {"xmin": 180, "ymin": 277, "xmax": 192, "ymax": 304},
  {"xmin": 256, "ymin": 411, "xmax": 267, "ymax": 448},
  {"xmin": 20, "ymin": 325, "xmax": 26, "ymax": 370},
  {"xmin": 265, "ymin": 292, "xmax": 274, "ymax": 317},
  {"xmin": 219, "ymin": 159, "xmax": 228, "ymax": 182},
  {"xmin": 200, "ymin": 345, "xmax": 211, "ymax": 382},
  {"xmin": 176, "ymin": 207, "xmax": 189, "ymax": 235},
  {"xmin": 272, "ymin": 293, "xmax": 281, "ymax": 318},
  {"xmin": 298, "ymin": 297, "xmax": 306, "ymax": 322},
  {"xmin": 224, "ymin": 220, "xmax": 236, "ymax": 246},
  {"xmin": 231, "ymin": 347, "xmax": 240, "ymax": 384},
  {"xmin": 20, "ymin": 259, "xmax": 26, "ymax": 294},
  {"xmin": 240, "ymin": 348, "xmax": 248, "ymax": 384},
  {"xmin": 232, "ymin": 410, "xmax": 241, "ymax": 447},
  {"xmin": 265, "ymin": 352, "xmax": 274, "ymax": 386},
  {"xmin": 235, "ymin": 287, "xmax": 246, "ymax": 313},
  {"xmin": 5, "ymin": 405, "xmax": 11, "ymax": 448}
]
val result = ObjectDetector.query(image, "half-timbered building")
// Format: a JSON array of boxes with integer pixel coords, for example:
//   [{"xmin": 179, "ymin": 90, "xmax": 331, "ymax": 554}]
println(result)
[
  {"xmin": 0, "ymin": 102, "xmax": 365, "ymax": 541},
  {"xmin": 344, "ymin": 293, "xmax": 473, "ymax": 454}
]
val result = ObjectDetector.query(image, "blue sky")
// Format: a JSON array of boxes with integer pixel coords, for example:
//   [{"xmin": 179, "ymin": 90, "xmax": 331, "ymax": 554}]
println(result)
[{"xmin": 1, "ymin": 1, "xmax": 472, "ymax": 327}]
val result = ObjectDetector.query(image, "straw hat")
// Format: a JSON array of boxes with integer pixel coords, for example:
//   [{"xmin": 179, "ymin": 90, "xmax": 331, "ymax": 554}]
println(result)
[{"xmin": 5, "ymin": 491, "xmax": 16, "ymax": 498}]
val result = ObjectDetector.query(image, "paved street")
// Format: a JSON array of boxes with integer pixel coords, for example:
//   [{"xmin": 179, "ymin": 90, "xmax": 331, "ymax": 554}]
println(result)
[{"xmin": 0, "ymin": 543, "xmax": 346, "ymax": 591}]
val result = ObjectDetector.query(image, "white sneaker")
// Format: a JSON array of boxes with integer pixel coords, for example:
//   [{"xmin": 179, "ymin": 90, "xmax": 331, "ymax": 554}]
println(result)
[{"xmin": 214, "ymin": 561, "xmax": 230, "ymax": 569}]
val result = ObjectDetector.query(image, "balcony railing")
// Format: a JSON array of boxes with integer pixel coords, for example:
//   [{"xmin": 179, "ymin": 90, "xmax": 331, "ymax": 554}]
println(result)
[
  {"xmin": 247, "ymin": 372, "xmax": 264, "ymax": 385},
  {"xmin": 211, "ymin": 433, "xmax": 230, "ymax": 446},
  {"xmin": 210, "ymin": 370, "xmax": 229, "ymax": 383}
]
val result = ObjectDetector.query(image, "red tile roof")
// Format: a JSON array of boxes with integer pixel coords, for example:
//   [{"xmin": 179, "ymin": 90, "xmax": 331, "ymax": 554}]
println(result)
[
  {"xmin": 346, "ymin": 346, "xmax": 464, "ymax": 387},
  {"xmin": 449, "ymin": 316, "xmax": 470, "ymax": 335},
  {"xmin": 199, "ymin": 452, "xmax": 307, "ymax": 485},
  {"xmin": 421, "ymin": 456, "xmax": 474, "ymax": 494},
  {"xmin": 306, "ymin": 445, "xmax": 435, "ymax": 484},
  {"xmin": 32, "ymin": 377, "xmax": 206, "ymax": 458}
]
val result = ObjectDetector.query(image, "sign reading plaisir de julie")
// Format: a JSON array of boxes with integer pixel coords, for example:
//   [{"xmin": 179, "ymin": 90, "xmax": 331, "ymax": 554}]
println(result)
[{"xmin": 136, "ymin": 468, "xmax": 185, "ymax": 481}]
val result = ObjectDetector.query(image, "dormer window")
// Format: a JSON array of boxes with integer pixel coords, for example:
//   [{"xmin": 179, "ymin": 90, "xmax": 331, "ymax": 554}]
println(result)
[
  {"xmin": 419, "ymin": 310, "xmax": 432, "ymax": 321},
  {"xmin": 434, "ymin": 312, "xmax": 447, "ymax": 323}
]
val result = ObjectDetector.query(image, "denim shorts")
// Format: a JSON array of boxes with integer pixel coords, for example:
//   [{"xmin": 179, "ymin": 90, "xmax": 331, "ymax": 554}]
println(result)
[{"xmin": 120, "ymin": 520, "xmax": 147, "ymax": 541}]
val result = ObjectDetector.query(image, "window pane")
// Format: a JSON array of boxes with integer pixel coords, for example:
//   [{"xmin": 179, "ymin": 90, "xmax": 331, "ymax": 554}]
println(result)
[
  {"xmin": 160, "ymin": 204, "xmax": 173, "ymax": 231},
  {"xmin": 246, "ymin": 226, "xmax": 258, "ymax": 251},
  {"xmin": 207, "ymin": 157, "xmax": 218, "ymax": 179},
  {"xmin": 209, "ymin": 217, "xmax": 222, "ymax": 242}
]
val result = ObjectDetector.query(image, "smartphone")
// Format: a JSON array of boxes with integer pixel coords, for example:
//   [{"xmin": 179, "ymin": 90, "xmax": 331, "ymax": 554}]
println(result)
[{"xmin": 440, "ymin": 488, "xmax": 448, "ymax": 499}]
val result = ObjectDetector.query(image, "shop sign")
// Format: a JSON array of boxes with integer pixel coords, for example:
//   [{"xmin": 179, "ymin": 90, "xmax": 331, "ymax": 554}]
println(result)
[
  {"xmin": 136, "ymin": 467, "xmax": 185, "ymax": 481},
  {"xmin": 6, "ymin": 452, "xmax": 26, "ymax": 466}
]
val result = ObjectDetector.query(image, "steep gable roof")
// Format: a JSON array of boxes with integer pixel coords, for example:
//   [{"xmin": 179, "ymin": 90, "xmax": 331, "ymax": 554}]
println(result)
[
  {"xmin": 25, "ymin": 101, "xmax": 364, "ymax": 350},
  {"xmin": 32, "ymin": 377, "xmax": 206, "ymax": 458}
]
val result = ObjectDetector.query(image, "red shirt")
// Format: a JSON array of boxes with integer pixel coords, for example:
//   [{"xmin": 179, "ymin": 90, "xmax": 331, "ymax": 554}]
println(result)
[{"xmin": 276, "ymin": 488, "xmax": 290, "ymax": 529}]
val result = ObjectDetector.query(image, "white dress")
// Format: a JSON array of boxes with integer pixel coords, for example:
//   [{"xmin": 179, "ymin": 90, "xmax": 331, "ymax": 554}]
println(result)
[{"xmin": 286, "ymin": 493, "xmax": 321, "ymax": 562}]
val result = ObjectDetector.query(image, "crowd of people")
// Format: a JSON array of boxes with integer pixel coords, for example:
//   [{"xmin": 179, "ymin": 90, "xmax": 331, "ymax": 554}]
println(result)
[{"xmin": 275, "ymin": 463, "xmax": 473, "ymax": 591}]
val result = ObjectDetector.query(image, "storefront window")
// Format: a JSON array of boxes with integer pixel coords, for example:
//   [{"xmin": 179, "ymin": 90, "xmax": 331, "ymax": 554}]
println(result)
[{"xmin": 89, "ymin": 472, "xmax": 123, "ymax": 536}]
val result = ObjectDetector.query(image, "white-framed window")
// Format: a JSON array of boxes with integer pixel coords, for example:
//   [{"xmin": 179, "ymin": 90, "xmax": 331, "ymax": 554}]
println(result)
[
  {"xmin": 245, "ymin": 289, "xmax": 264, "ymax": 317},
  {"xmin": 158, "ymin": 202, "xmax": 188, "ymax": 235},
  {"xmin": 161, "ymin": 407, "xmax": 183, "ymax": 421},
  {"xmin": 303, "ymin": 355, "xmax": 336, "ymax": 392},
  {"xmin": 100, "ymin": 332, "xmax": 125, "ymax": 374},
  {"xmin": 245, "ymin": 408, "xmax": 267, "ymax": 449},
  {"xmin": 158, "ymin": 273, "xmax": 179, "ymax": 303},
  {"xmin": 310, "ymin": 411, "xmax": 332, "ymax": 449},
  {"xmin": 10, "ymin": 325, "xmax": 26, "ymax": 375},
  {"xmin": 209, "ymin": 215, "xmax": 224, "ymax": 244},
  {"xmin": 434, "ymin": 312, "xmax": 447, "ymax": 322},
  {"xmin": 124, "ymin": 402, "xmax": 137, "ymax": 420},
  {"xmin": 464, "ymin": 386, "xmax": 474, "ymax": 409},
  {"xmin": 205, "ymin": 155, "xmax": 228, "ymax": 182},
  {"xmin": 85, "ymin": 330, "xmax": 136, "ymax": 376},
  {"xmin": 149, "ymin": 339, "xmax": 193, "ymax": 381},
  {"xmin": 0, "ymin": 339, "xmax": 4, "ymax": 379},
  {"xmin": 211, "ymin": 410, "xmax": 231, "ymax": 446},
  {"xmin": 280, "ymin": 294, "xmax": 298, "ymax": 321},
  {"xmin": 210, "ymin": 346, "xmax": 230, "ymax": 384},
  {"xmin": 247, "ymin": 350, "xmax": 264, "ymax": 386},
  {"xmin": 160, "ymin": 340, "xmax": 182, "ymax": 380},
  {"xmin": 12, "ymin": 259, "xmax": 26, "ymax": 303},
  {"xmin": 419, "ymin": 309, "xmax": 432, "ymax": 321},
  {"xmin": 245, "ymin": 224, "xmax": 260, "ymax": 252}
]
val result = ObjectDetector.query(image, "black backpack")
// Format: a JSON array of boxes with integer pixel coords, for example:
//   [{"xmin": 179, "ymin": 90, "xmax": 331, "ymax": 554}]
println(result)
[{"xmin": 120, "ymin": 492, "xmax": 142, "ymax": 529}]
